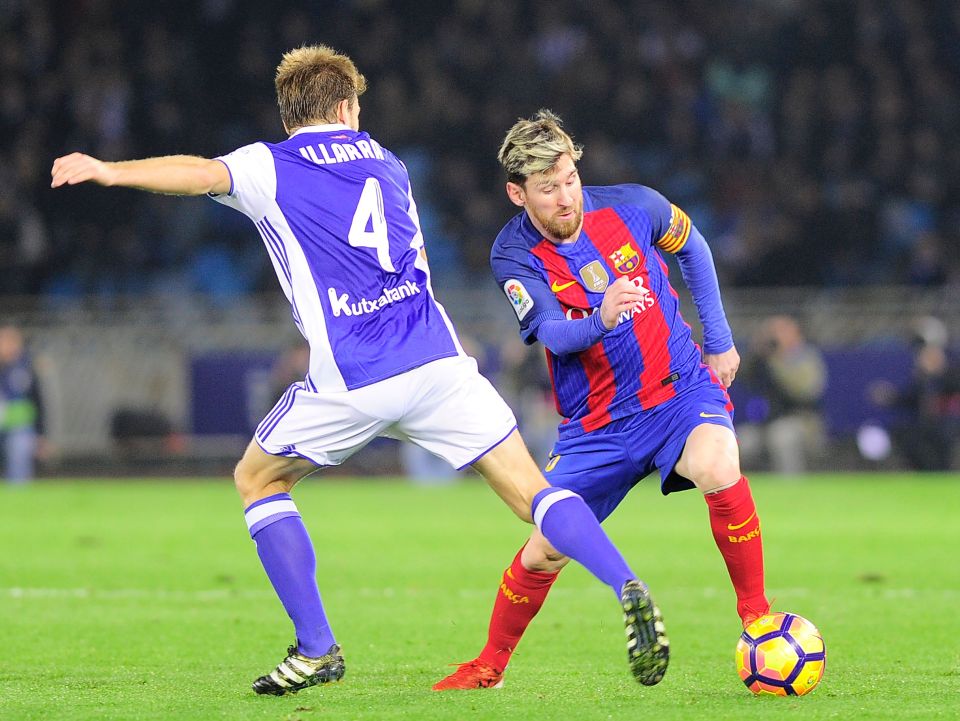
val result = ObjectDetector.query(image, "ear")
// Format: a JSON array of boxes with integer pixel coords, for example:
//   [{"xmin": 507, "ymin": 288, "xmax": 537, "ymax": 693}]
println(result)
[
  {"xmin": 335, "ymin": 98, "xmax": 352, "ymax": 125},
  {"xmin": 505, "ymin": 181, "xmax": 526, "ymax": 208}
]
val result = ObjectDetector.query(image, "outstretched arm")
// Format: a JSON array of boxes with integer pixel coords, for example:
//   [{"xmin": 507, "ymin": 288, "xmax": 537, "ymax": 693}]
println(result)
[{"xmin": 51, "ymin": 153, "xmax": 231, "ymax": 196}]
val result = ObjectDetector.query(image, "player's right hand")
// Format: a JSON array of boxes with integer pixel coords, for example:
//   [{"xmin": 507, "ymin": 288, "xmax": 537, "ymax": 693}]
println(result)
[
  {"xmin": 50, "ymin": 152, "xmax": 115, "ymax": 189},
  {"xmin": 599, "ymin": 276, "xmax": 645, "ymax": 330}
]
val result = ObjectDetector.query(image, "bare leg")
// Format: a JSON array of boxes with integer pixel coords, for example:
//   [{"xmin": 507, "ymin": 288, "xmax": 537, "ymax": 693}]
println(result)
[{"xmin": 470, "ymin": 429, "xmax": 547, "ymax": 522}]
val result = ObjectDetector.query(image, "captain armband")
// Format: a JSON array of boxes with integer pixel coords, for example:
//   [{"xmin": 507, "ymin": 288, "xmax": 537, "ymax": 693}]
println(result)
[{"xmin": 655, "ymin": 204, "xmax": 692, "ymax": 254}]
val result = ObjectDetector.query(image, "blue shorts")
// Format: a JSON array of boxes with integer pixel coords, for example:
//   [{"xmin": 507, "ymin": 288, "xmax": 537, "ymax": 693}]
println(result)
[{"xmin": 543, "ymin": 378, "xmax": 734, "ymax": 522}]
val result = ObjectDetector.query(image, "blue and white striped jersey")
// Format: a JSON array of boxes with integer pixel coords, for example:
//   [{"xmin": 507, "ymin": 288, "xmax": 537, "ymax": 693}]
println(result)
[{"xmin": 211, "ymin": 124, "xmax": 464, "ymax": 391}]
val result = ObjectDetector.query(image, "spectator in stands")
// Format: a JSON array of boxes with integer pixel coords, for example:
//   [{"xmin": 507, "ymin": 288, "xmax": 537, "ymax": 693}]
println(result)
[
  {"xmin": 0, "ymin": 325, "xmax": 46, "ymax": 483},
  {"xmin": 3, "ymin": 1, "xmax": 960, "ymax": 295},
  {"xmin": 740, "ymin": 316, "xmax": 828, "ymax": 474},
  {"xmin": 872, "ymin": 316, "xmax": 960, "ymax": 470}
]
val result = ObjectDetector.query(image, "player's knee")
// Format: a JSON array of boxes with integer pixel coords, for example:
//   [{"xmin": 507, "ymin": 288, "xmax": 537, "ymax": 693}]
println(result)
[
  {"xmin": 233, "ymin": 456, "xmax": 283, "ymax": 505},
  {"xmin": 688, "ymin": 452, "xmax": 741, "ymax": 492},
  {"xmin": 680, "ymin": 426, "xmax": 741, "ymax": 492},
  {"xmin": 233, "ymin": 457, "xmax": 261, "ymax": 501}
]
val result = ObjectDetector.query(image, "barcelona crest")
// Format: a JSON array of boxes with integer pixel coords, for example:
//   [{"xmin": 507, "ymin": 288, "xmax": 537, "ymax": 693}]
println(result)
[{"xmin": 609, "ymin": 243, "xmax": 640, "ymax": 274}]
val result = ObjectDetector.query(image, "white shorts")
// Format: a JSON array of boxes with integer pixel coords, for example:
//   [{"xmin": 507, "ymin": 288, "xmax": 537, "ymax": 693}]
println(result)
[{"xmin": 254, "ymin": 355, "xmax": 517, "ymax": 470}]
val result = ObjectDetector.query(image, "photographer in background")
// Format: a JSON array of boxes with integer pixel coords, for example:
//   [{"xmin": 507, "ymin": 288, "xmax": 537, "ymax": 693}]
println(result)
[
  {"xmin": 871, "ymin": 317, "xmax": 960, "ymax": 470},
  {"xmin": 0, "ymin": 325, "xmax": 46, "ymax": 483},
  {"xmin": 740, "ymin": 316, "xmax": 828, "ymax": 474}
]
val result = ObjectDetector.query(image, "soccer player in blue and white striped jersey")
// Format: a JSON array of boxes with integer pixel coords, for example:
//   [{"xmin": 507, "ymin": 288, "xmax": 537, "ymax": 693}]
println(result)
[{"xmin": 51, "ymin": 46, "xmax": 669, "ymax": 695}]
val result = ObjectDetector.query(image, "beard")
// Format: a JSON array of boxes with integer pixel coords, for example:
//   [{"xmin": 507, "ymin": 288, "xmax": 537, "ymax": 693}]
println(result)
[{"xmin": 533, "ymin": 201, "xmax": 583, "ymax": 241}]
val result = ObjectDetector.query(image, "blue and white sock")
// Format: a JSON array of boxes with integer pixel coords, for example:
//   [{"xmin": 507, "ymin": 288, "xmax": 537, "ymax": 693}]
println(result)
[
  {"xmin": 532, "ymin": 487, "xmax": 635, "ymax": 595},
  {"xmin": 245, "ymin": 493, "xmax": 336, "ymax": 657}
]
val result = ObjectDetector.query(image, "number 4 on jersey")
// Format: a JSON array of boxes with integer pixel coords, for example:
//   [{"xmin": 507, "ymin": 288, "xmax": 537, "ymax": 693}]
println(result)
[{"xmin": 348, "ymin": 177, "xmax": 396, "ymax": 272}]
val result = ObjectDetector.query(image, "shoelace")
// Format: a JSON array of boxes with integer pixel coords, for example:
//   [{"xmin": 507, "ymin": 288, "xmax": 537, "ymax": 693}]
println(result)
[{"xmin": 741, "ymin": 596, "xmax": 777, "ymax": 628}]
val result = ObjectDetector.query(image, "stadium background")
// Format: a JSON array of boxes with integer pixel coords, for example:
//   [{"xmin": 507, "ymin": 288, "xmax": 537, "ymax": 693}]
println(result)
[{"xmin": 2, "ymin": 0, "xmax": 959, "ymax": 474}]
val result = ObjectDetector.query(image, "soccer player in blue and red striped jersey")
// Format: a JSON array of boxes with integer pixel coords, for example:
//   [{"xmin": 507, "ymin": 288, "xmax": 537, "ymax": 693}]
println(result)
[{"xmin": 434, "ymin": 110, "xmax": 770, "ymax": 690}]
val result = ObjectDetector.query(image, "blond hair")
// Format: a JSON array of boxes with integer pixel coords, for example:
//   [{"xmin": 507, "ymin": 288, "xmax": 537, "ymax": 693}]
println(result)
[
  {"xmin": 275, "ymin": 45, "xmax": 367, "ymax": 131},
  {"xmin": 497, "ymin": 109, "xmax": 583, "ymax": 185}
]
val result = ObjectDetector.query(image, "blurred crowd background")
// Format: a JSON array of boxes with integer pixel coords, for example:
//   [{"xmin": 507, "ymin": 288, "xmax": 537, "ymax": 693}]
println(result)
[
  {"xmin": 2, "ymin": 0, "xmax": 959, "ymax": 478},
  {"xmin": 3, "ymin": 0, "xmax": 960, "ymax": 296}
]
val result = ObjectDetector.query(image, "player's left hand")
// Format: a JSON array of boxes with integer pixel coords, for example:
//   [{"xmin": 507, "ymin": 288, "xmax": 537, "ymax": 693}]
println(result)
[
  {"xmin": 50, "ymin": 152, "xmax": 116, "ymax": 188},
  {"xmin": 703, "ymin": 346, "xmax": 740, "ymax": 388}
]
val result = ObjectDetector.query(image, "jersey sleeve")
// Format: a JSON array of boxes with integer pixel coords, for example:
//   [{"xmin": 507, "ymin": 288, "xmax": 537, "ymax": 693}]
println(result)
[
  {"xmin": 623, "ymin": 185, "xmax": 733, "ymax": 353},
  {"xmin": 490, "ymin": 244, "xmax": 565, "ymax": 345},
  {"xmin": 655, "ymin": 202, "xmax": 693, "ymax": 254},
  {"xmin": 614, "ymin": 185, "xmax": 692, "ymax": 254},
  {"xmin": 208, "ymin": 142, "xmax": 276, "ymax": 221}
]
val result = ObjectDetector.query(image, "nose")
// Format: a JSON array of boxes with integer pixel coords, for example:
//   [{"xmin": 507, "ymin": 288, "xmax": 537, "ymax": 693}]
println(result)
[{"xmin": 558, "ymin": 185, "xmax": 574, "ymax": 206}]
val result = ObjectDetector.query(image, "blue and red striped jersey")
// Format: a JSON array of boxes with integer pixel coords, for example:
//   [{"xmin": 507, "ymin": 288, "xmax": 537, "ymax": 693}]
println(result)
[{"xmin": 491, "ymin": 184, "xmax": 708, "ymax": 438}]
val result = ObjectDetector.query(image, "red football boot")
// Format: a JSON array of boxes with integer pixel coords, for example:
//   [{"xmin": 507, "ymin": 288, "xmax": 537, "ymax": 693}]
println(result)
[{"xmin": 432, "ymin": 659, "xmax": 504, "ymax": 691}]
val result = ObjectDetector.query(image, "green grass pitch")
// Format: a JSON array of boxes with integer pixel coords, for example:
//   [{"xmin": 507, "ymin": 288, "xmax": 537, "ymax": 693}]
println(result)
[{"xmin": 2, "ymin": 474, "xmax": 959, "ymax": 720}]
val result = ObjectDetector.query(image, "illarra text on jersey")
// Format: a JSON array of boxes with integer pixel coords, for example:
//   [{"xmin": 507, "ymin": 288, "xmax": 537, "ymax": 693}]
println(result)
[{"xmin": 298, "ymin": 137, "xmax": 386, "ymax": 165}]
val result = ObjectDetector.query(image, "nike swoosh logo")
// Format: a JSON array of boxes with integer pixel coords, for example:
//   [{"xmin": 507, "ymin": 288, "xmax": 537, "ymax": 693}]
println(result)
[
  {"xmin": 700, "ymin": 411, "xmax": 726, "ymax": 418},
  {"xmin": 727, "ymin": 512, "xmax": 756, "ymax": 531},
  {"xmin": 551, "ymin": 279, "xmax": 577, "ymax": 292}
]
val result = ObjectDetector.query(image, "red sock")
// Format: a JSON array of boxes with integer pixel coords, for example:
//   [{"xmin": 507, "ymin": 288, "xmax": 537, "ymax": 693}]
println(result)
[
  {"xmin": 477, "ymin": 545, "xmax": 559, "ymax": 671},
  {"xmin": 704, "ymin": 476, "xmax": 769, "ymax": 624}
]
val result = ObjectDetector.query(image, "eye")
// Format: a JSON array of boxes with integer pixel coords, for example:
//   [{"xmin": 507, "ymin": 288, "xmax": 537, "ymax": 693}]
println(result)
[{"xmin": 542, "ymin": 187, "xmax": 554, "ymax": 195}]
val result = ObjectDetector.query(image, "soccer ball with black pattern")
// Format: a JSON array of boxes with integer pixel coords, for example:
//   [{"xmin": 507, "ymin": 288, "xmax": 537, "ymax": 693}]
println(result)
[{"xmin": 735, "ymin": 612, "xmax": 825, "ymax": 696}]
